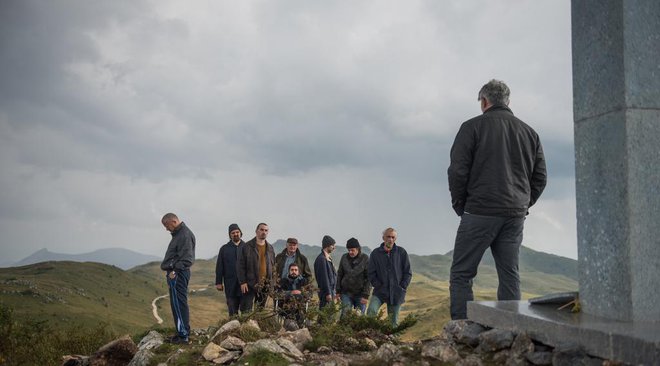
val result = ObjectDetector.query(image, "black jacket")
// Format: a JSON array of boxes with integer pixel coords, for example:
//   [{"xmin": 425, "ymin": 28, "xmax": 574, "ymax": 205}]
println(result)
[
  {"xmin": 368, "ymin": 243, "xmax": 412, "ymax": 306},
  {"xmin": 314, "ymin": 251, "xmax": 337, "ymax": 297},
  {"xmin": 448, "ymin": 105, "xmax": 547, "ymax": 217},
  {"xmin": 336, "ymin": 252, "xmax": 371, "ymax": 299},
  {"xmin": 215, "ymin": 240, "xmax": 245, "ymax": 297},
  {"xmin": 160, "ymin": 222, "xmax": 196, "ymax": 272},
  {"xmin": 237, "ymin": 238, "xmax": 275, "ymax": 289},
  {"xmin": 275, "ymin": 248, "xmax": 313, "ymax": 284}
]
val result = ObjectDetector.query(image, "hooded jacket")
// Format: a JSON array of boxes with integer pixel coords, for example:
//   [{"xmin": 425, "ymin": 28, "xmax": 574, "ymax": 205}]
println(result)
[
  {"xmin": 368, "ymin": 243, "xmax": 412, "ymax": 306},
  {"xmin": 160, "ymin": 222, "xmax": 196, "ymax": 272},
  {"xmin": 336, "ymin": 252, "xmax": 371, "ymax": 299},
  {"xmin": 448, "ymin": 105, "xmax": 547, "ymax": 217}
]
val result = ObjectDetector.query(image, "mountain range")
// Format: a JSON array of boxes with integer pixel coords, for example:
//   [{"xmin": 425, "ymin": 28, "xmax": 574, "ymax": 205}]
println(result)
[{"xmin": 7, "ymin": 248, "xmax": 160, "ymax": 270}]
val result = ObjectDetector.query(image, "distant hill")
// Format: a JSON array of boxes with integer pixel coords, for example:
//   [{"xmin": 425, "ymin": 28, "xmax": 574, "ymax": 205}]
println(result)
[{"xmin": 11, "ymin": 248, "xmax": 161, "ymax": 270}]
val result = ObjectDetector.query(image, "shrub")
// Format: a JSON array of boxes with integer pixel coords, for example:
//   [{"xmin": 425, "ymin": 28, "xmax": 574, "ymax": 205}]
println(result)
[{"xmin": 240, "ymin": 349, "xmax": 289, "ymax": 366}]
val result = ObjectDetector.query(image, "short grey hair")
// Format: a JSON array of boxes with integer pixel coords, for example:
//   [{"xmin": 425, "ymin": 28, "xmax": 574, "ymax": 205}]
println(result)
[{"xmin": 478, "ymin": 79, "xmax": 510, "ymax": 105}]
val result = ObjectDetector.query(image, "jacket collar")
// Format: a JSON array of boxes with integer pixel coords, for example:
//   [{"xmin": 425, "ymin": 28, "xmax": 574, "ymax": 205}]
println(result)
[{"xmin": 483, "ymin": 104, "xmax": 513, "ymax": 114}]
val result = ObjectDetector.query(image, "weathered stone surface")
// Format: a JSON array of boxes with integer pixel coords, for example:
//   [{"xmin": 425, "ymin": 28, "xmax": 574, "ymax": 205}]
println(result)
[
  {"xmin": 444, "ymin": 319, "xmax": 487, "ymax": 347},
  {"xmin": 552, "ymin": 344, "xmax": 587, "ymax": 366},
  {"xmin": 283, "ymin": 319, "xmax": 299, "ymax": 331},
  {"xmin": 477, "ymin": 329, "xmax": 515, "ymax": 352},
  {"xmin": 61, "ymin": 355, "xmax": 89, "ymax": 366},
  {"xmin": 363, "ymin": 338, "xmax": 377, "ymax": 351},
  {"xmin": 276, "ymin": 338, "xmax": 304, "ymax": 361},
  {"xmin": 492, "ymin": 349, "xmax": 510, "ymax": 365},
  {"xmin": 280, "ymin": 328, "xmax": 313, "ymax": 351},
  {"xmin": 201, "ymin": 342, "xmax": 226, "ymax": 361},
  {"xmin": 376, "ymin": 343, "xmax": 401, "ymax": 363},
  {"xmin": 89, "ymin": 335, "xmax": 138, "ymax": 366},
  {"xmin": 510, "ymin": 332, "xmax": 534, "ymax": 358},
  {"xmin": 219, "ymin": 335, "xmax": 245, "ymax": 351},
  {"xmin": 421, "ymin": 340, "xmax": 460, "ymax": 363},
  {"xmin": 127, "ymin": 349, "xmax": 154, "ymax": 366},
  {"xmin": 243, "ymin": 339, "xmax": 286, "ymax": 357},
  {"xmin": 526, "ymin": 351, "xmax": 553, "ymax": 365},
  {"xmin": 457, "ymin": 354, "xmax": 483, "ymax": 366},
  {"xmin": 317, "ymin": 346, "xmax": 332, "ymax": 354},
  {"xmin": 212, "ymin": 319, "xmax": 240, "ymax": 340},
  {"xmin": 135, "ymin": 331, "xmax": 164, "ymax": 351},
  {"xmin": 212, "ymin": 351, "xmax": 240, "ymax": 364},
  {"xmin": 246, "ymin": 319, "xmax": 261, "ymax": 331}
]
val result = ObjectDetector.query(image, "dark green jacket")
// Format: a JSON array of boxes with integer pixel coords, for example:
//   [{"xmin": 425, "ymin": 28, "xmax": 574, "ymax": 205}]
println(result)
[
  {"xmin": 275, "ymin": 248, "xmax": 313, "ymax": 284},
  {"xmin": 336, "ymin": 252, "xmax": 371, "ymax": 299}
]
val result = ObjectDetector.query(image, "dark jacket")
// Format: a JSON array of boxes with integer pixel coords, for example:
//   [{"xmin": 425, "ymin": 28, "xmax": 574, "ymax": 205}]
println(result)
[
  {"xmin": 368, "ymin": 243, "xmax": 412, "ymax": 306},
  {"xmin": 314, "ymin": 251, "xmax": 337, "ymax": 297},
  {"xmin": 160, "ymin": 222, "xmax": 196, "ymax": 272},
  {"xmin": 215, "ymin": 240, "xmax": 245, "ymax": 298},
  {"xmin": 279, "ymin": 275, "xmax": 309, "ymax": 297},
  {"xmin": 237, "ymin": 237, "xmax": 275, "ymax": 289},
  {"xmin": 336, "ymin": 252, "xmax": 371, "ymax": 299},
  {"xmin": 448, "ymin": 105, "xmax": 547, "ymax": 217},
  {"xmin": 275, "ymin": 248, "xmax": 313, "ymax": 284}
]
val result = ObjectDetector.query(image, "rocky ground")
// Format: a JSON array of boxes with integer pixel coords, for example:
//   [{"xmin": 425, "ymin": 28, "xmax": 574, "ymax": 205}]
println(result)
[{"xmin": 61, "ymin": 318, "xmax": 628, "ymax": 366}]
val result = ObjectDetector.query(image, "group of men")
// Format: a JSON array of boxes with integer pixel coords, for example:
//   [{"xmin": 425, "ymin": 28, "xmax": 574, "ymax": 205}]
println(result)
[
  {"xmin": 160, "ymin": 79, "xmax": 546, "ymax": 344},
  {"xmin": 215, "ymin": 224, "xmax": 413, "ymax": 328}
]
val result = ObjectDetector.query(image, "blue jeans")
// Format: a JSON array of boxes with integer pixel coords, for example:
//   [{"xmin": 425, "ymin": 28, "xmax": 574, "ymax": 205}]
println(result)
[
  {"xmin": 366, "ymin": 295, "xmax": 401, "ymax": 326},
  {"xmin": 449, "ymin": 213, "xmax": 524, "ymax": 320},
  {"xmin": 340, "ymin": 294, "xmax": 366, "ymax": 316},
  {"xmin": 167, "ymin": 269, "xmax": 190, "ymax": 339}
]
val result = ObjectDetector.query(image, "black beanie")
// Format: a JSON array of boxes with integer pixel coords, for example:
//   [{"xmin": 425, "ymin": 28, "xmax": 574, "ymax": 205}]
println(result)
[
  {"xmin": 228, "ymin": 223, "xmax": 242, "ymax": 237},
  {"xmin": 322, "ymin": 235, "xmax": 336, "ymax": 249},
  {"xmin": 346, "ymin": 237, "xmax": 360, "ymax": 249}
]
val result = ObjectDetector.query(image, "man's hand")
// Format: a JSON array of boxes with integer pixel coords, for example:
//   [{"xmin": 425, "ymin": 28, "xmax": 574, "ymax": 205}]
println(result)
[
  {"xmin": 240, "ymin": 283, "xmax": 248, "ymax": 294},
  {"xmin": 216, "ymin": 284, "xmax": 224, "ymax": 291},
  {"xmin": 325, "ymin": 294, "xmax": 333, "ymax": 302},
  {"xmin": 291, "ymin": 290, "xmax": 301, "ymax": 295},
  {"xmin": 168, "ymin": 271, "xmax": 176, "ymax": 280},
  {"xmin": 360, "ymin": 297, "xmax": 368, "ymax": 305},
  {"xmin": 335, "ymin": 293, "xmax": 341, "ymax": 301}
]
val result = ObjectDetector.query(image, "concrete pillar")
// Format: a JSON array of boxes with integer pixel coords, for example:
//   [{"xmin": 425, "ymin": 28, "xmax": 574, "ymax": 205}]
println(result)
[{"xmin": 572, "ymin": 0, "xmax": 660, "ymax": 321}]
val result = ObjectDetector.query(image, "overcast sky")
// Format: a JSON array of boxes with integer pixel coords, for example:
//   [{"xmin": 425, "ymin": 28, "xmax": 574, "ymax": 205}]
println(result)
[{"xmin": 0, "ymin": 1, "xmax": 576, "ymax": 263}]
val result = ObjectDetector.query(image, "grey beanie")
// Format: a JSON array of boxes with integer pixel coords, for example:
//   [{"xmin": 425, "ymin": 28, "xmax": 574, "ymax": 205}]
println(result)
[
  {"xmin": 322, "ymin": 235, "xmax": 336, "ymax": 249},
  {"xmin": 346, "ymin": 237, "xmax": 360, "ymax": 249},
  {"xmin": 228, "ymin": 223, "xmax": 242, "ymax": 236}
]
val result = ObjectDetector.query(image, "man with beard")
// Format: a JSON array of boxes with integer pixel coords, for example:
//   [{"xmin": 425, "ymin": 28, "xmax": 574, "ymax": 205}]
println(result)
[
  {"xmin": 336, "ymin": 237, "xmax": 371, "ymax": 317},
  {"xmin": 237, "ymin": 223, "xmax": 275, "ymax": 311},
  {"xmin": 215, "ymin": 223, "xmax": 245, "ymax": 316},
  {"xmin": 278, "ymin": 262, "xmax": 310, "ymax": 325}
]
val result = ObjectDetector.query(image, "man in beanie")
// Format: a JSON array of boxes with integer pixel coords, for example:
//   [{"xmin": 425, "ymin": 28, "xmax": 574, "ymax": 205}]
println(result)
[
  {"xmin": 314, "ymin": 235, "xmax": 337, "ymax": 308},
  {"xmin": 275, "ymin": 237, "xmax": 313, "ymax": 285},
  {"xmin": 336, "ymin": 237, "xmax": 371, "ymax": 317},
  {"xmin": 367, "ymin": 227, "xmax": 412, "ymax": 327},
  {"xmin": 215, "ymin": 223, "xmax": 245, "ymax": 316}
]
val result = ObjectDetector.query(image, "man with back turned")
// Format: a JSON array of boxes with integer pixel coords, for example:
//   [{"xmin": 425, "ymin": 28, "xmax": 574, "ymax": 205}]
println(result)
[{"xmin": 447, "ymin": 79, "xmax": 547, "ymax": 320}]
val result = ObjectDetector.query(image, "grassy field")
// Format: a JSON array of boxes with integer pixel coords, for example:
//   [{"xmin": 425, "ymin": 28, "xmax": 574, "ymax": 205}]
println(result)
[{"xmin": 2, "ymin": 250, "xmax": 577, "ymax": 341}]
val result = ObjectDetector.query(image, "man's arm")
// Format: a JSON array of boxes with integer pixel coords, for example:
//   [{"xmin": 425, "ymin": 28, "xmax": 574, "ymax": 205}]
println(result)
[
  {"xmin": 399, "ymin": 249, "xmax": 412, "ymax": 290},
  {"xmin": 447, "ymin": 123, "xmax": 475, "ymax": 216},
  {"xmin": 174, "ymin": 234, "xmax": 195, "ymax": 271},
  {"xmin": 529, "ymin": 140, "xmax": 547, "ymax": 207},
  {"xmin": 335, "ymin": 259, "xmax": 344, "ymax": 295},
  {"xmin": 215, "ymin": 246, "xmax": 224, "ymax": 290},
  {"xmin": 368, "ymin": 254, "xmax": 382, "ymax": 289},
  {"xmin": 301, "ymin": 256, "xmax": 314, "ymax": 284},
  {"xmin": 314, "ymin": 256, "xmax": 330, "ymax": 296}
]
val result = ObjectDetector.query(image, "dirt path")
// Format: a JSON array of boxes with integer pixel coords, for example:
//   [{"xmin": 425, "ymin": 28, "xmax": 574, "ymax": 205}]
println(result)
[{"xmin": 151, "ymin": 287, "xmax": 209, "ymax": 324}]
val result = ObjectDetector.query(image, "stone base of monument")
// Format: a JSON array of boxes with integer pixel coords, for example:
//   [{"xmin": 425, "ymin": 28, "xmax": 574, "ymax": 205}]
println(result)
[{"xmin": 468, "ymin": 300, "xmax": 659, "ymax": 365}]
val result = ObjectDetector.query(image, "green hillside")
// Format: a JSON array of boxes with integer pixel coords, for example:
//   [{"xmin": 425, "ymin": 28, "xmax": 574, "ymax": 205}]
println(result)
[
  {"xmin": 0, "ymin": 261, "xmax": 165, "ymax": 334},
  {"xmin": 1, "ymin": 246, "xmax": 578, "ymax": 341}
]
